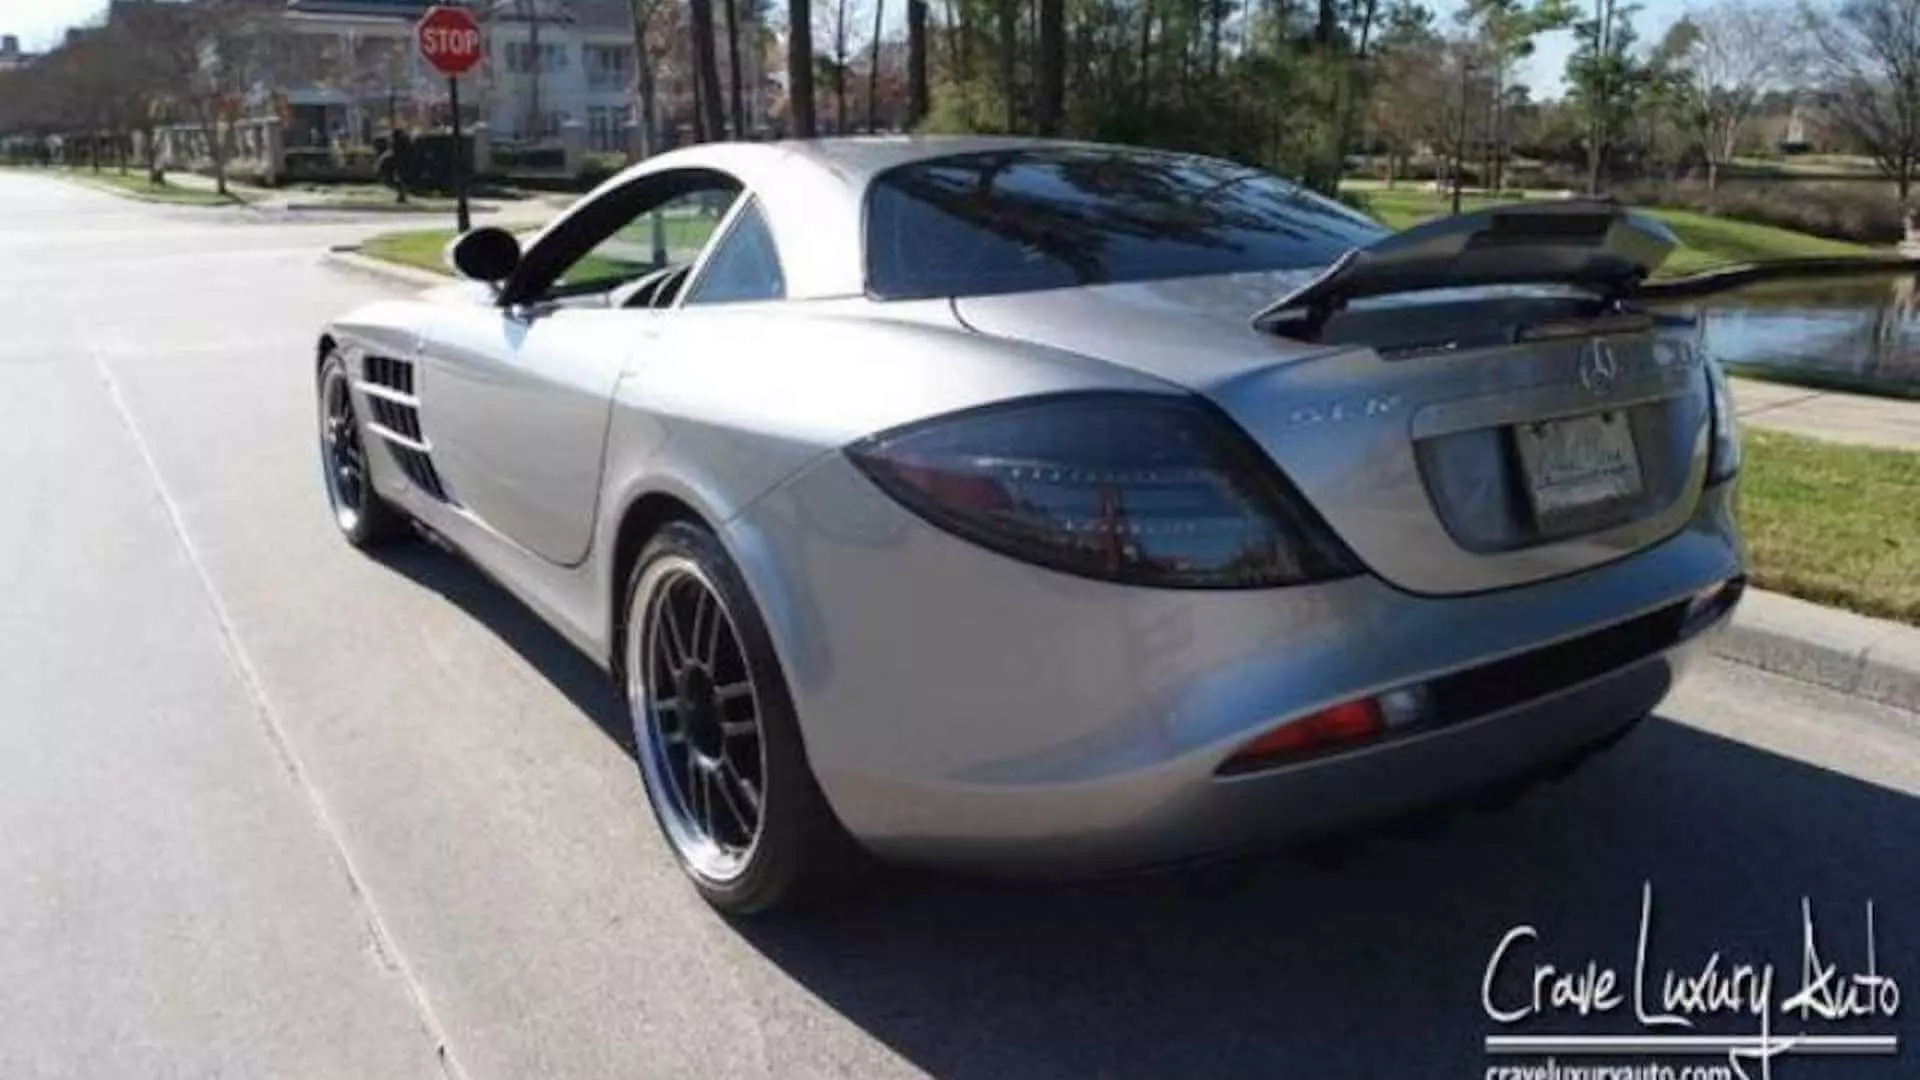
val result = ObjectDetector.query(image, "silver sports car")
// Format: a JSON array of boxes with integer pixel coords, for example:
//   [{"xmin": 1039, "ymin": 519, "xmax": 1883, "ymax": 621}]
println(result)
[{"xmin": 316, "ymin": 136, "xmax": 1747, "ymax": 913}]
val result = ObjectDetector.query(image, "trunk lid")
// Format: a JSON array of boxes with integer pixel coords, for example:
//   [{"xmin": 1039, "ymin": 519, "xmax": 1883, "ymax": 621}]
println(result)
[{"xmin": 952, "ymin": 203, "xmax": 1712, "ymax": 596}]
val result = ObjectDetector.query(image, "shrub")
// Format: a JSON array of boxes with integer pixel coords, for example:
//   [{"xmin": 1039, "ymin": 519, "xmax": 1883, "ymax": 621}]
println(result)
[
  {"xmin": 404, "ymin": 132, "xmax": 473, "ymax": 192},
  {"xmin": 1612, "ymin": 179, "xmax": 1905, "ymax": 245},
  {"xmin": 491, "ymin": 145, "xmax": 567, "ymax": 173},
  {"xmin": 578, "ymin": 151, "xmax": 626, "ymax": 189}
]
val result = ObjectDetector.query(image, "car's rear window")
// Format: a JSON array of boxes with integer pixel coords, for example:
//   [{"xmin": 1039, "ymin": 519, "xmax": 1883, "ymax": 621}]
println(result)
[{"xmin": 863, "ymin": 147, "xmax": 1388, "ymax": 300}]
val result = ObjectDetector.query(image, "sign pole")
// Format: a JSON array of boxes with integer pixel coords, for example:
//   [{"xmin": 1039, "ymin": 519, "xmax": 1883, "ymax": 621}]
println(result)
[
  {"xmin": 418, "ymin": 3, "xmax": 481, "ymax": 230},
  {"xmin": 448, "ymin": 74, "xmax": 470, "ymax": 232}
]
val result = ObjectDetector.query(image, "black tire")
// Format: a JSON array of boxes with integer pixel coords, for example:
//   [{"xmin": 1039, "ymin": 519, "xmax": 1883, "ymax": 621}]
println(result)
[
  {"xmin": 317, "ymin": 349, "xmax": 408, "ymax": 549},
  {"xmin": 623, "ymin": 520, "xmax": 869, "ymax": 914}
]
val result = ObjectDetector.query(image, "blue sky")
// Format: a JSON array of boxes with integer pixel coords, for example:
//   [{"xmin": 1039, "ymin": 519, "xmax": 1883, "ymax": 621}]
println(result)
[
  {"xmin": 13, "ymin": 0, "xmax": 1687, "ymax": 99},
  {"xmin": 1435, "ymin": 0, "xmax": 1688, "ymax": 99}
]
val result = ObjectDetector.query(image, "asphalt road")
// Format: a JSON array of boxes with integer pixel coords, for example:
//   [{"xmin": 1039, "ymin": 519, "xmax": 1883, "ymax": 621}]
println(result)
[{"xmin": 2, "ymin": 170, "xmax": 1916, "ymax": 1080}]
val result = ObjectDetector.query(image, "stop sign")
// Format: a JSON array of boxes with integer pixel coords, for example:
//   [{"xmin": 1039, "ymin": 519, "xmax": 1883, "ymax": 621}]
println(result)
[{"xmin": 417, "ymin": 5, "xmax": 483, "ymax": 77}]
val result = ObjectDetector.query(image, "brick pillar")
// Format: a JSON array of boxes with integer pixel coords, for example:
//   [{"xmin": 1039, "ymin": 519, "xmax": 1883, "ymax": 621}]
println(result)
[
  {"xmin": 559, "ymin": 118, "xmax": 586, "ymax": 177},
  {"xmin": 468, "ymin": 121, "xmax": 491, "ymax": 177}
]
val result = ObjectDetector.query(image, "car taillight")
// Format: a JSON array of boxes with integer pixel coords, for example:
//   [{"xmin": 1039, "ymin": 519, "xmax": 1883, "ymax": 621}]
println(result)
[
  {"xmin": 1703, "ymin": 355, "xmax": 1742, "ymax": 484},
  {"xmin": 845, "ymin": 392, "xmax": 1359, "ymax": 588}
]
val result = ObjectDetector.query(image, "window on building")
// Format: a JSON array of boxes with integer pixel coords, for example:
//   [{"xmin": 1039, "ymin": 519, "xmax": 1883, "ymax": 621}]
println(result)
[
  {"xmin": 503, "ymin": 40, "xmax": 571, "ymax": 73},
  {"xmin": 585, "ymin": 44, "xmax": 631, "ymax": 74},
  {"xmin": 510, "ymin": 110, "xmax": 568, "ymax": 140}
]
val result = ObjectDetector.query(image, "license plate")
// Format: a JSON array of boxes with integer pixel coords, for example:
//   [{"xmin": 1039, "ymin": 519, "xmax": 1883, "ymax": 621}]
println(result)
[{"xmin": 1514, "ymin": 411, "xmax": 1644, "ymax": 523}]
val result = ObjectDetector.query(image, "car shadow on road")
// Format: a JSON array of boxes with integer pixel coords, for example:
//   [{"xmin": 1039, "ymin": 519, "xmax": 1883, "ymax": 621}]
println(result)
[
  {"xmin": 368, "ymin": 541, "xmax": 635, "ymax": 754},
  {"xmin": 359, "ymin": 541, "xmax": 1914, "ymax": 1079},
  {"xmin": 731, "ymin": 720, "xmax": 1919, "ymax": 1080}
]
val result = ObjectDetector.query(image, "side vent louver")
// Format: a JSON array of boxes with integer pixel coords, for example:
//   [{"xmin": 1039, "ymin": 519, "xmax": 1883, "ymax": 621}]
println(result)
[{"xmin": 358, "ymin": 355, "xmax": 456, "ymax": 505}]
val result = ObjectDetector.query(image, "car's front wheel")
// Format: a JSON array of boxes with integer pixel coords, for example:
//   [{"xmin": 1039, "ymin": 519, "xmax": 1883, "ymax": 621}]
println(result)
[
  {"xmin": 317, "ymin": 349, "xmax": 407, "ymax": 548},
  {"xmin": 623, "ymin": 521, "xmax": 867, "ymax": 914}
]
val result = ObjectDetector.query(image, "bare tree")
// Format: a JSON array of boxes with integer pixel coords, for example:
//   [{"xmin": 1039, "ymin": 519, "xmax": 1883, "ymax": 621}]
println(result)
[
  {"xmin": 867, "ymin": 0, "xmax": 885, "ymax": 131},
  {"xmin": 816, "ymin": 0, "xmax": 861, "ymax": 130},
  {"xmin": 1681, "ymin": 0, "xmax": 1792, "ymax": 190},
  {"xmin": 1035, "ymin": 0, "xmax": 1064, "ymax": 134},
  {"xmin": 906, "ymin": 0, "xmax": 928, "ymax": 127},
  {"xmin": 790, "ymin": 0, "xmax": 818, "ymax": 136},
  {"xmin": 690, "ymin": 0, "xmax": 727, "ymax": 137},
  {"xmin": 1805, "ymin": 0, "xmax": 1920, "ymax": 202},
  {"xmin": 1369, "ymin": 20, "xmax": 1447, "ymax": 185},
  {"xmin": 147, "ymin": 0, "xmax": 270, "ymax": 196},
  {"xmin": 726, "ymin": 0, "xmax": 748, "ymax": 135},
  {"xmin": 1458, "ymin": 0, "xmax": 1575, "ymax": 192},
  {"xmin": 629, "ymin": 0, "xmax": 669, "ymax": 158}
]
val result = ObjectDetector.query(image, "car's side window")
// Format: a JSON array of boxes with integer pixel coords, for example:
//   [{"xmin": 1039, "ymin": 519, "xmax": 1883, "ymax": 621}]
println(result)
[
  {"xmin": 682, "ymin": 199, "xmax": 785, "ymax": 306},
  {"xmin": 553, "ymin": 186, "xmax": 739, "ymax": 295}
]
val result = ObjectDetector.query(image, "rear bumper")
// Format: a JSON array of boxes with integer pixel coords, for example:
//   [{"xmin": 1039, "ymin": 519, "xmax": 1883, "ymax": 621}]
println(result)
[
  {"xmin": 896, "ymin": 629, "xmax": 1707, "ymax": 876},
  {"xmin": 724, "ymin": 456, "xmax": 1743, "ymax": 876}
]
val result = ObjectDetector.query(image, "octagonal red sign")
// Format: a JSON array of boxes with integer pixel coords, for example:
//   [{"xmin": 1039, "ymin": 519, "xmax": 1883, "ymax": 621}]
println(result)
[{"xmin": 417, "ymin": 5, "xmax": 483, "ymax": 77}]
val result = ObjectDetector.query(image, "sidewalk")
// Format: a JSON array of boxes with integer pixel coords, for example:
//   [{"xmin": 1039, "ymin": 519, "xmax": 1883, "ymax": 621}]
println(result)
[
  {"xmin": 161, "ymin": 170, "xmax": 281, "ymax": 205},
  {"xmin": 1730, "ymin": 376, "xmax": 1920, "ymax": 451},
  {"xmin": 165, "ymin": 170, "xmax": 561, "ymax": 224},
  {"xmin": 1715, "ymin": 377, "xmax": 1917, "ymax": 712}
]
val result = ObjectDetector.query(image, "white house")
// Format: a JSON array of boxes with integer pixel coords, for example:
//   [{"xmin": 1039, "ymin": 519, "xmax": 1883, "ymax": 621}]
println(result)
[{"xmin": 266, "ymin": 0, "xmax": 764, "ymax": 158}]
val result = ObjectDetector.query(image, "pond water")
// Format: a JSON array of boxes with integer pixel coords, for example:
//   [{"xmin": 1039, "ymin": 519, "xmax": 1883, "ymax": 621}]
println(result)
[{"xmin": 1690, "ymin": 273, "xmax": 1920, "ymax": 399}]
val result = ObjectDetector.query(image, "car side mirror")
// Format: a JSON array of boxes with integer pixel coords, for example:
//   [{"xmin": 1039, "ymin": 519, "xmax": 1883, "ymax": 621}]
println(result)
[{"xmin": 445, "ymin": 226, "xmax": 521, "ymax": 284}]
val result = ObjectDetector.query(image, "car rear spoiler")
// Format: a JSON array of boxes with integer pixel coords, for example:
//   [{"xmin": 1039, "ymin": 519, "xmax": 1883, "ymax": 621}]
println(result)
[{"xmin": 1252, "ymin": 199, "xmax": 1920, "ymax": 339}]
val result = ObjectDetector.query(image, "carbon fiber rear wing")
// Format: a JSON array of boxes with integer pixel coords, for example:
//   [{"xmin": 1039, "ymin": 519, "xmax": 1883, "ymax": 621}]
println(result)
[{"xmin": 1253, "ymin": 199, "xmax": 1920, "ymax": 340}]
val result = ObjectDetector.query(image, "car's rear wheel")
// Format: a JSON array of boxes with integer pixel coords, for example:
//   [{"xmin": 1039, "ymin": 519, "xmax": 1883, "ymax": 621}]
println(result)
[
  {"xmin": 623, "ymin": 521, "xmax": 867, "ymax": 914},
  {"xmin": 318, "ymin": 350, "xmax": 407, "ymax": 548}
]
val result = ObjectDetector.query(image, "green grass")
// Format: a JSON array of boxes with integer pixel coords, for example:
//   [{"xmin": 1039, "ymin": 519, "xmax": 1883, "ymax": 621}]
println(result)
[
  {"xmin": 1729, "ymin": 154, "xmax": 1884, "ymax": 177},
  {"xmin": 356, "ymin": 228, "xmax": 661, "ymax": 282},
  {"xmin": 26, "ymin": 165, "xmax": 256, "ymax": 206},
  {"xmin": 1738, "ymin": 430, "xmax": 1920, "ymax": 625},
  {"xmin": 1649, "ymin": 208, "xmax": 1879, "ymax": 276},
  {"xmin": 358, "ymin": 213, "xmax": 718, "ymax": 283},
  {"xmin": 359, "ymin": 228, "xmax": 461, "ymax": 273},
  {"xmin": 1354, "ymin": 188, "xmax": 1881, "ymax": 277}
]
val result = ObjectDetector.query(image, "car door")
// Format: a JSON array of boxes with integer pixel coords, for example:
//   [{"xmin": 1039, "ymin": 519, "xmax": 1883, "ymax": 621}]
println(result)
[{"xmin": 418, "ymin": 169, "xmax": 744, "ymax": 566}]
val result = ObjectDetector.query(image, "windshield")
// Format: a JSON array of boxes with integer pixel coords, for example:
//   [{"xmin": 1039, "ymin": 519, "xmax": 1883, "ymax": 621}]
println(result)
[{"xmin": 863, "ymin": 147, "xmax": 1388, "ymax": 300}]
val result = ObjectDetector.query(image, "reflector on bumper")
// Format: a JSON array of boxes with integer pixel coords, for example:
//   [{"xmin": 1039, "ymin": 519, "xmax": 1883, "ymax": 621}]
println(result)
[{"xmin": 1223, "ymin": 698, "xmax": 1386, "ymax": 772}]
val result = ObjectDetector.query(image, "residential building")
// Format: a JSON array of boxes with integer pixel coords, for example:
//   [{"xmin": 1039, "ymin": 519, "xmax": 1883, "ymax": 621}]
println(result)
[
  {"xmin": 260, "ymin": 0, "xmax": 768, "ymax": 156},
  {"xmin": 0, "ymin": 34, "xmax": 44, "ymax": 70},
  {"xmin": 273, "ymin": 0, "xmax": 443, "ymax": 150},
  {"xmin": 479, "ymin": 0, "xmax": 638, "ymax": 149}
]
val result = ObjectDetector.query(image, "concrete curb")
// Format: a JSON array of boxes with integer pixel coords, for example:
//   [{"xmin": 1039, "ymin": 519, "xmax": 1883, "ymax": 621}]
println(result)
[
  {"xmin": 321, "ymin": 246, "xmax": 452, "ymax": 290},
  {"xmin": 286, "ymin": 201, "xmax": 499, "ymax": 214},
  {"xmin": 1711, "ymin": 587, "xmax": 1920, "ymax": 714}
]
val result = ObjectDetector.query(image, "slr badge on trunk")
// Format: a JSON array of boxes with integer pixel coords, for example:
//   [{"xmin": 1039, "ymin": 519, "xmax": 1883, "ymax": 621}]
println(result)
[{"xmin": 1279, "ymin": 393, "xmax": 1402, "ymax": 429}]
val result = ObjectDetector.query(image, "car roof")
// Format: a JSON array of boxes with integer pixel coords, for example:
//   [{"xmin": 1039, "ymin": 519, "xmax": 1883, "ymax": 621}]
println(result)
[
  {"xmin": 626, "ymin": 135, "xmax": 1169, "ymax": 193},
  {"xmin": 544, "ymin": 137, "xmax": 1221, "ymax": 302},
  {"xmin": 774, "ymin": 135, "xmax": 1118, "ymax": 184}
]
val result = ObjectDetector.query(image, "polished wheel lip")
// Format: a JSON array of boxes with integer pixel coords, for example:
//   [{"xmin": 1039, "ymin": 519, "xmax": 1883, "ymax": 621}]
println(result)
[
  {"xmin": 319, "ymin": 363, "xmax": 367, "ymax": 533},
  {"xmin": 626, "ymin": 555, "xmax": 768, "ymax": 885}
]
